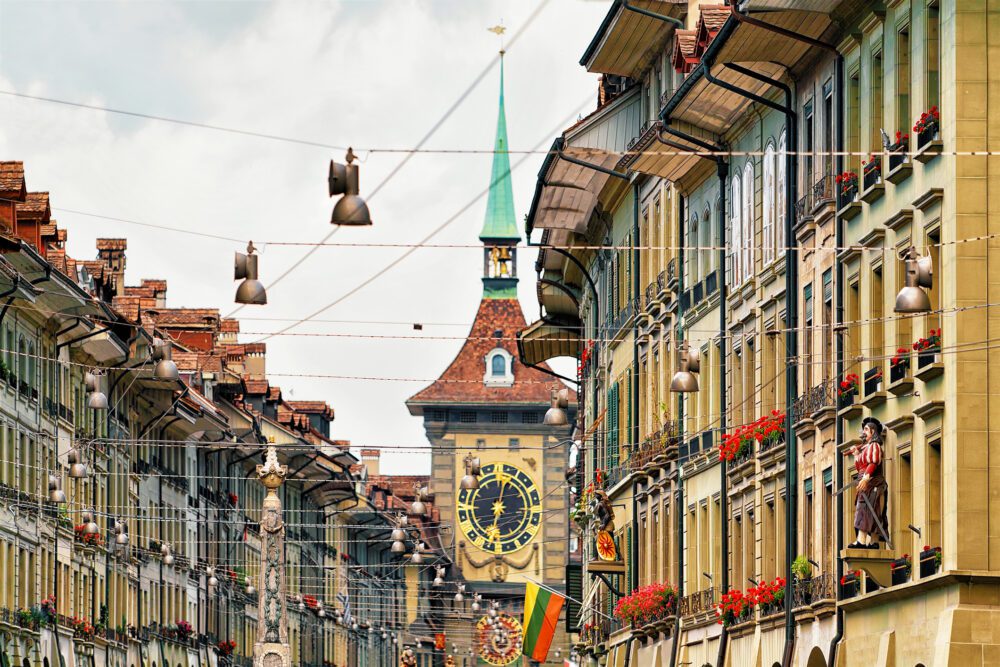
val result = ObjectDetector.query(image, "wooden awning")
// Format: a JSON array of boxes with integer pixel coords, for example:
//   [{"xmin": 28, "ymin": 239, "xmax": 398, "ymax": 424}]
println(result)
[
  {"xmin": 530, "ymin": 144, "xmax": 623, "ymax": 235},
  {"xmin": 517, "ymin": 319, "xmax": 580, "ymax": 366},
  {"xmin": 580, "ymin": 0, "xmax": 686, "ymax": 78},
  {"xmin": 662, "ymin": 7, "xmax": 835, "ymax": 136},
  {"xmin": 623, "ymin": 120, "xmax": 718, "ymax": 183}
]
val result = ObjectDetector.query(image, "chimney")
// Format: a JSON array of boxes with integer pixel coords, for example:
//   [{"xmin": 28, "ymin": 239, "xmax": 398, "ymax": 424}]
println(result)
[
  {"xmin": 96, "ymin": 238, "xmax": 127, "ymax": 297},
  {"xmin": 361, "ymin": 449, "xmax": 380, "ymax": 477},
  {"xmin": 244, "ymin": 342, "xmax": 266, "ymax": 380},
  {"xmin": 141, "ymin": 279, "xmax": 168, "ymax": 307}
]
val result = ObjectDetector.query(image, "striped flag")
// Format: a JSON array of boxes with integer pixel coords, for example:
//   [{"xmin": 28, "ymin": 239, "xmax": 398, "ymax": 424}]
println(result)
[
  {"xmin": 522, "ymin": 582, "xmax": 564, "ymax": 662},
  {"xmin": 336, "ymin": 591, "xmax": 351, "ymax": 627}
]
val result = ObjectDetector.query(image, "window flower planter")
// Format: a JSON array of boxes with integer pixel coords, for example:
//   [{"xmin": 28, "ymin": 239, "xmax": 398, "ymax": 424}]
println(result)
[
  {"xmin": 914, "ymin": 108, "xmax": 941, "ymax": 162},
  {"xmin": 862, "ymin": 155, "xmax": 882, "ymax": 190},
  {"xmin": 887, "ymin": 134, "xmax": 912, "ymax": 183},
  {"xmin": 864, "ymin": 367, "xmax": 883, "ymax": 393},
  {"xmin": 839, "ymin": 570, "xmax": 861, "ymax": 599},
  {"xmin": 890, "ymin": 555, "xmax": 912, "ymax": 586},
  {"xmin": 914, "ymin": 330, "xmax": 943, "ymax": 380},
  {"xmin": 836, "ymin": 172, "xmax": 861, "ymax": 220},
  {"xmin": 889, "ymin": 350, "xmax": 912, "ymax": 394},
  {"xmin": 919, "ymin": 546, "xmax": 942, "ymax": 578}
]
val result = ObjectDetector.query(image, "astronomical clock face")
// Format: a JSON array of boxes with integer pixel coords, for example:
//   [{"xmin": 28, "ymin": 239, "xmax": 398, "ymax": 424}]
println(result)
[
  {"xmin": 457, "ymin": 463, "xmax": 541, "ymax": 554},
  {"xmin": 476, "ymin": 613, "xmax": 523, "ymax": 665}
]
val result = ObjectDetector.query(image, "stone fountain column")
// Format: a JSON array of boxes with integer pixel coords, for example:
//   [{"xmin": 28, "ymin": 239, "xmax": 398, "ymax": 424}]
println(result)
[{"xmin": 254, "ymin": 447, "xmax": 290, "ymax": 667}]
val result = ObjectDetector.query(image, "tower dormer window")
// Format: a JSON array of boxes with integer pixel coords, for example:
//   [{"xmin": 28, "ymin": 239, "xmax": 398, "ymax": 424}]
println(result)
[{"xmin": 484, "ymin": 347, "xmax": 514, "ymax": 387}]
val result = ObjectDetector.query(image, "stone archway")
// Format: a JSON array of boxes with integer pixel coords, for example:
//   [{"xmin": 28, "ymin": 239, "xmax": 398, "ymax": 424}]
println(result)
[{"xmin": 807, "ymin": 647, "xmax": 826, "ymax": 667}]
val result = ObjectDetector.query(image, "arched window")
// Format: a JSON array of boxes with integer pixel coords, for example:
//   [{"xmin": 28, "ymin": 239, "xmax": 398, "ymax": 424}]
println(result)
[
  {"xmin": 491, "ymin": 354, "xmax": 506, "ymax": 377},
  {"xmin": 701, "ymin": 206, "xmax": 712, "ymax": 278},
  {"xmin": 484, "ymin": 348, "xmax": 514, "ymax": 387},
  {"xmin": 762, "ymin": 143, "xmax": 776, "ymax": 265},
  {"xmin": 777, "ymin": 130, "xmax": 787, "ymax": 255},
  {"xmin": 730, "ymin": 174, "xmax": 742, "ymax": 287},
  {"xmin": 742, "ymin": 160, "xmax": 755, "ymax": 281},
  {"xmin": 688, "ymin": 213, "xmax": 700, "ymax": 281}
]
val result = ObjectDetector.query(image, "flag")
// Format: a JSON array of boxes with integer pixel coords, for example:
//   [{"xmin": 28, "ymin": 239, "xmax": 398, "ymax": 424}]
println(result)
[
  {"xmin": 522, "ymin": 582, "xmax": 564, "ymax": 662},
  {"xmin": 336, "ymin": 591, "xmax": 351, "ymax": 627}
]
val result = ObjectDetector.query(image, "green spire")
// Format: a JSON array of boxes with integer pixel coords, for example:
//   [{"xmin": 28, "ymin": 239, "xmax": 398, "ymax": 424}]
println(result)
[{"xmin": 479, "ymin": 55, "xmax": 520, "ymax": 242}]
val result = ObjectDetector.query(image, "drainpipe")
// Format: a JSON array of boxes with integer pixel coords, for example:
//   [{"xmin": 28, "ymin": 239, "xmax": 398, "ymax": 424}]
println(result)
[
  {"xmin": 828, "ymin": 53, "xmax": 846, "ymax": 667},
  {"xmin": 714, "ymin": 158, "xmax": 730, "ymax": 667},
  {"xmin": 668, "ymin": 194, "xmax": 685, "ymax": 667},
  {"xmin": 701, "ymin": 58, "xmax": 799, "ymax": 667},
  {"xmin": 631, "ymin": 182, "xmax": 640, "ymax": 595},
  {"xmin": 621, "ymin": 0, "xmax": 684, "ymax": 28},
  {"xmin": 0, "ymin": 277, "xmax": 21, "ymax": 325},
  {"xmin": 656, "ymin": 125, "xmax": 732, "ymax": 667}
]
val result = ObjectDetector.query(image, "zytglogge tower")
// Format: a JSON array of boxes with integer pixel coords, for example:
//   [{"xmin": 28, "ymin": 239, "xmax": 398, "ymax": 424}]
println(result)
[{"xmin": 406, "ymin": 53, "xmax": 575, "ymax": 660}]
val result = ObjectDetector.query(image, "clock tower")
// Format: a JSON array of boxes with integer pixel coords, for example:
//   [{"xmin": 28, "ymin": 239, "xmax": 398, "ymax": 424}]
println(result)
[{"xmin": 406, "ymin": 54, "xmax": 575, "ymax": 662}]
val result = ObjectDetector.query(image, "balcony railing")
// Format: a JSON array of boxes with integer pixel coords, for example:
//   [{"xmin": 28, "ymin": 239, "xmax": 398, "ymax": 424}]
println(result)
[
  {"xmin": 791, "ymin": 573, "xmax": 835, "ymax": 608},
  {"xmin": 812, "ymin": 172, "xmax": 834, "ymax": 209},
  {"xmin": 678, "ymin": 587, "xmax": 716, "ymax": 617},
  {"xmin": 657, "ymin": 269, "xmax": 667, "ymax": 296},
  {"xmin": 645, "ymin": 283, "xmax": 655, "ymax": 308},
  {"xmin": 790, "ymin": 378, "xmax": 836, "ymax": 425},
  {"xmin": 795, "ymin": 189, "xmax": 813, "ymax": 225}
]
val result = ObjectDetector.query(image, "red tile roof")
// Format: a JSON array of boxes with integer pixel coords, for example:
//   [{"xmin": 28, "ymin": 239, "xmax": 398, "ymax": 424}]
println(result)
[
  {"xmin": 407, "ymin": 297, "xmax": 571, "ymax": 407},
  {"xmin": 0, "ymin": 162, "xmax": 25, "ymax": 199},
  {"xmin": 16, "ymin": 192, "xmax": 50, "ymax": 221},
  {"xmin": 672, "ymin": 30, "xmax": 699, "ymax": 73},
  {"xmin": 220, "ymin": 319, "xmax": 240, "ymax": 334},
  {"xmin": 96, "ymin": 238, "xmax": 127, "ymax": 251},
  {"xmin": 287, "ymin": 400, "xmax": 334, "ymax": 420},
  {"xmin": 243, "ymin": 378, "xmax": 269, "ymax": 395},
  {"xmin": 695, "ymin": 5, "xmax": 729, "ymax": 56},
  {"xmin": 149, "ymin": 308, "xmax": 220, "ymax": 327}
]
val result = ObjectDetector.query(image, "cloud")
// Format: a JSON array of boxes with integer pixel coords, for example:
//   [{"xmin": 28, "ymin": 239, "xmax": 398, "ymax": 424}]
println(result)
[{"xmin": 0, "ymin": 0, "xmax": 607, "ymax": 474}]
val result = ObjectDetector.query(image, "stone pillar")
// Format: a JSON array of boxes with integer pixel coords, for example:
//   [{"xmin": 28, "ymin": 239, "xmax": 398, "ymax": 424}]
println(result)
[{"xmin": 254, "ymin": 447, "xmax": 290, "ymax": 667}]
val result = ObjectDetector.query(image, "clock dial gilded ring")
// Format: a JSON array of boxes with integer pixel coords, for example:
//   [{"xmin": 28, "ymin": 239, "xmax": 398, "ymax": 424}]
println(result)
[{"xmin": 457, "ymin": 463, "xmax": 542, "ymax": 554}]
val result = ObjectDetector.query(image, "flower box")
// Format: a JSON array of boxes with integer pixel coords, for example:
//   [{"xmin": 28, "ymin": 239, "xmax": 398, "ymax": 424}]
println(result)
[
  {"xmin": 837, "ymin": 389, "xmax": 857, "ymax": 411},
  {"xmin": 887, "ymin": 148, "xmax": 912, "ymax": 185},
  {"xmin": 863, "ymin": 367, "xmax": 883, "ymax": 396},
  {"xmin": 890, "ymin": 556, "xmax": 912, "ymax": 586},
  {"xmin": 862, "ymin": 155, "xmax": 882, "ymax": 190},
  {"xmin": 914, "ymin": 108, "xmax": 941, "ymax": 162},
  {"xmin": 889, "ymin": 350, "xmax": 911, "ymax": 386},
  {"xmin": 836, "ymin": 172, "xmax": 860, "ymax": 219},
  {"xmin": 919, "ymin": 546, "xmax": 942, "ymax": 578},
  {"xmin": 839, "ymin": 570, "xmax": 861, "ymax": 599},
  {"xmin": 917, "ymin": 347, "xmax": 941, "ymax": 369}
]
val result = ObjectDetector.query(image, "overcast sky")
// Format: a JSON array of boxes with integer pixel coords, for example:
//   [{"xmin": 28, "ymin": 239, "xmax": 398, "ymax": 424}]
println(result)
[{"xmin": 0, "ymin": 0, "xmax": 606, "ymax": 474}]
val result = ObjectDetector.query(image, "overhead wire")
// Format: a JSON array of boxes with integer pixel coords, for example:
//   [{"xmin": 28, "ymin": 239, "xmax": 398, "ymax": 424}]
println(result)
[{"xmin": 224, "ymin": 0, "xmax": 554, "ymax": 318}]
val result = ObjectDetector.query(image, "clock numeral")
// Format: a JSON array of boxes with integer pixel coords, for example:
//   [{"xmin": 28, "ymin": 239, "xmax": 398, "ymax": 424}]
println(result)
[{"xmin": 471, "ymin": 534, "xmax": 486, "ymax": 548}]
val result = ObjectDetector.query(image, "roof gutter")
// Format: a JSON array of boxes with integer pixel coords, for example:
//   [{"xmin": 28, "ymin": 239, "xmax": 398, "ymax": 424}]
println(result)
[
  {"xmin": 525, "ymin": 138, "xmax": 562, "ymax": 237},
  {"xmin": 580, "ymin": 0, "xmax": 684, "ymax": 68}
]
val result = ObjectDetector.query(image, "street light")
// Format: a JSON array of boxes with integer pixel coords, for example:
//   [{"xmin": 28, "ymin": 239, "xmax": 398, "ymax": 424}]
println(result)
[
  {"xmin": 207, "ymin": 566, "xmax": 218, "ymax": 587},
  {"xmin": 48, "ymin": 475, "xmax": 66, "ymax": 504},
  {"xmin": 669, "ymin": 341, "xmax": 701, "ymax": 393},
  {"xmin": 114, "ymin": 519, "xmax": 129, "ymax": 545},
  {"xmin": 328, "ymin": 148, "xmax": 372, "ymax": 226},
  {"xmin": 410, "ymin": 485, "xmax": 429, "ymax": 516},
  {"xmin": 81, "ymin": 509, "xmax": 99, "ymax": 534},
  {"xmin": 894, "ymin": 246, "xmax": 934, "ymax": 313},
  {"xmin": 68, "ymin": 447, "xmax": 87, "ymax": 478},
  {"xmin": 85, "ymin": 371, "xmax": 108, "ymax": 410},
  {"xmin": 234, "ymin": 241, "xmax": 267, "ymax": 305},
  {"xmin": 543, "ymin": 388, "xmax": 569, "ymax": 426},
  {"xmin": 460, "ymin": 454, "xmax": 481, "ymax": 490},
  {"xmin": 151, "ymin": 338, "xmax": 179, "ymax": 381}
]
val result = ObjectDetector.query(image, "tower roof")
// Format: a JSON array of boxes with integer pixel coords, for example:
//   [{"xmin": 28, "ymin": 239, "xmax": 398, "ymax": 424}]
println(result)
[
  {"xmin": 479, "ymin": 55, "xmax": 520, "ymax": 242},
  {"xmin": 406, "ymin": 297, "xmax": 572, "ymax": 411}
]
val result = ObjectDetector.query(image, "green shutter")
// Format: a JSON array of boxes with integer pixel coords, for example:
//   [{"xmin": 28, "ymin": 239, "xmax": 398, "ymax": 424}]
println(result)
[
  {"xmin": 608, "ymin": 383, "xmax": 620, "ymax": 469},
  {"xmin": 823, "ymin": 467, "xmax": 833, "ymax": 487},
  {"xmin": 625, "ymin": 524, "xmax": 633, "ymax": 594},
  {"xmin": 804, "ymin": 478, "xmax": 813, "ymax": 495},
  {"xmin": 626, "ymin": 367, "xmax": 632, "ymax": 453}
]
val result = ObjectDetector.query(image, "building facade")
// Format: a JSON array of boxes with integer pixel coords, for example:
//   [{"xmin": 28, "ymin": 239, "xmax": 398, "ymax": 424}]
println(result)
[
  {"xmin": 521, "ymin": 1, "xmax": 1000, "ymax": 665},
  {"xmin": 0, "ymin": 161, "xmax": 405, "ymax": 667}
]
